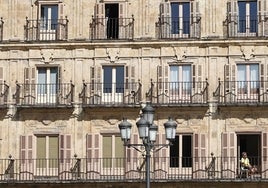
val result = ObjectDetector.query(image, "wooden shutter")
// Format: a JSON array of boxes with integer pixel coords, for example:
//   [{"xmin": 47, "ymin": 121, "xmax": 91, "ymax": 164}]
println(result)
[
  {"xmin": 60, "ymin": 134, "xmax": 71, "ymax": 163},
  {"xmin": 119, "ymin": 3, "xmax": 125, "ymax": 39},
  {"xmin": 259, "ymin": 0, "xmax": 268, "ymax": 36},
  {"xmin": 160, "ymin": 2, "xmax": 171, "ymax": 38},
  {"xmin": 24, "ymin": 67, "xmax": 36, "ymax": 85},
  {"xmin": 224, "ymin": 64, "xmax": 236, "ymax": 92},
  {"xmin": 262, "ymin": 132, "xmax": 268, "ymax": 177},
  {"xmin": 190, "ymin": 0, "xmax": 200, "ymax": 38},
  {"xmin": 58, "ymin": 3, "xmax": 64, "ymax": 19},
  {"xmin": 193, "ymin": 133, "xmax": 207, "ymax": 178},
  {"xmin": 126, "ymin": 133, "xmax": 139, "ymax": 173},
  {"xmin": 94, "ymin": 3, "xmax": 105, "ymax": 39},
  {"xmin": 0, "ymin": 67, "xmax": 3, "ymax": 93},
  {"xmin": 227, "ymin": 0, "xmax": 238, "ymax": 37},
  {"xmin": 86, "ymin": 133, "xmax": 100, "ymax": 161},
  {"xmin": 222, "ymin": 132, "xmax": 237, "ymax": 177},
  {"xmin": 20, "ymin": 135, "xmax": 33, "ymax": 163},
  {"xmin": 192, "ymin": 64, "xmax": 202, "ymax": 90}
]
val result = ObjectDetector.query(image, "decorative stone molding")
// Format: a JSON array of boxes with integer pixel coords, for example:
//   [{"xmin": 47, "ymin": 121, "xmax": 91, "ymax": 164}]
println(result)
[
  {"xmin": 172, "ymin": 46, "xmax": 187, "ymax": 62},
  {"xmin": 240, "ymin": 46, "xmax": 255, "ymax": 61},
  {"xmin": 106, "ymin": 48, "xmax": 120, "ymax": 63},
  {"xmin": 41, "ymin": 49, "xmax": 54, "ymax": 63}
]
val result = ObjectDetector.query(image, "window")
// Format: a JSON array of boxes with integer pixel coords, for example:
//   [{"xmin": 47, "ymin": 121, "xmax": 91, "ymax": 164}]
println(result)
[
  {"xmin": 170, "ymin": 65, "xmax": 192, "ymax": 99},
  {"xmin": 37, "ymin": 67, "xmax": 59, "ymax": 103},
  {"xmin": 102, "ymin": 66, "xmax": 124, "ymax": 103},
  {"xmin": 238, "ymin": 1, "xmax": 257, "ymax": 33},
  {"xmin": 105, "ymin": 4, "xmax": 119, "ymax": 39},
  {"xmin": 40, "ymin": 5, "xmax": 58, "ymax": 30},
  {"xmin": 237, "ymin": 64, "xmax": 259, "ymax": 94},
  {"xmin": 102, "ymin": 135, "xmax": 124, "ymax": 168},
  {"xmin": 170, "ymin": 135, "xmax": 192, "ymax": 167},
  {"xmin": 36, "ymin": 135, "xmax": 59, "ymax": 168},
  {"xmin": 171, "ymin": 2, "xmax": 190, "ymax": 35}
]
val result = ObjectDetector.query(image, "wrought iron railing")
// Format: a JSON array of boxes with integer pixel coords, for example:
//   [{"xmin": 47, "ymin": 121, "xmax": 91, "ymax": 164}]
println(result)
[
  {"xmin": 0, "ymin": 82, "xmax": 9, "ymax": 106},
  {"xmin": 90, "ymin": 16, "xmax": 134, "ymax": 40},
  {"xmin": 147, "ymin": 80, "xmax": 208, "ymax": 105},
  {"xmin": 0, "ymin": 156, "xmax": 267, "ymax": 182},
  {"xmin": 24, "ymin": 17, "xmax": 69, "ymax": 41},
  {"xmin": 79, "ymin": 81, "xmax": 141, "ymax": 106},
  {"xmin": 214, "ymin": 80, "xmax": 268, "ymax": 104},
  {"xmin": 13, "ymin": 82, "xmax": 74, "ymax": 107},
  {"xmin": 156, "ymin": 16, "xmax": 201, "ymax": 39},
  {"xmin": 226, "ymin": 15, "xmax": 268, "ymax": 37}
]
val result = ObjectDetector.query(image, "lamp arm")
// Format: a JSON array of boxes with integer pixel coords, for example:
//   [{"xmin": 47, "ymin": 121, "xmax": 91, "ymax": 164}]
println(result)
[{"xmin": 152, "ymin": 143, "xmax": 170, "ymax": 153}]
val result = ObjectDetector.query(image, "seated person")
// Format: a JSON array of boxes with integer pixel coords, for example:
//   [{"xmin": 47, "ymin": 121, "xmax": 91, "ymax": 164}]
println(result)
[{"xmin": 240, "ymin": 152, "xmax": 253, "ymax": 175}]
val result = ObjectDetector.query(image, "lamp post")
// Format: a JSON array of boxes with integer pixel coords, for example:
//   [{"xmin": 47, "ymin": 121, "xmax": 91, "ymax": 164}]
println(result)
[{"xmin": 118, "ymin": 103, "xmax": 177, "ymax": 188}]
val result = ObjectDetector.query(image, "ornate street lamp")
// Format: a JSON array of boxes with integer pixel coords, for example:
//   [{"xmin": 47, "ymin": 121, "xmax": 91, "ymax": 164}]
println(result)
[{"xmin": 118, "ymin": 103, "xmax": 177, "ymax": 188}]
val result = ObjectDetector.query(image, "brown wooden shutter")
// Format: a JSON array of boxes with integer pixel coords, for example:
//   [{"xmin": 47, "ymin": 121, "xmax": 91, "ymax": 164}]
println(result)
[
  {"xmin": 20, "ymin": 135, "xmax": 33, "ymax": 163},
  {"xmin": 59, "ymin": 134, "xmax": 71, "ymax": 163},
  {"xmin": 94, "ymin": 3, "xmax": 105, "ymax": 39},
  {"xmin": 160, "ymin": 2, "xmax": 171, "ymax": 38},
  {"xmin": 86, "ymin": 133, "xmax": 100, "ymax": 160},
  {"xmin": 262, "ymin": 132, "xmax": 268, "ymax": 177},
  {"xmin": 126, "ymin": 133, "xmax": 139, "ymax": 173},
  {"xmin": 193, "ymin": 133, "xmax": 207, "ymax": 178},
  {"xmin": 221, "ymin": 132, "xmax": 237, "ymax": 177},
  {"xmin": 58, "ymin": 3, "xmax": 64, "ymax": 19}
]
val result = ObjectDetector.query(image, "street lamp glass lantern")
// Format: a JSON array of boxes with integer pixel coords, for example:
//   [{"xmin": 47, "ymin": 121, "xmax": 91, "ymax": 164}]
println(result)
[
  {"xmin": 118, "ymin": 118, "xmax": 132, "ymax": 141},
  {"xmin": 136, "ymin": 116, "xmax": 149, "ymax": 139},
  {"xmin": 149, "ymin": 124, "xmax": 158, "ymax": 142},
  {"xmin": 164, "ymin": 117, "xmax": 177, "ymax": 141},
  {"xmin": 142, "ymin": 103, "xmax": 155, "ymax": 125}
]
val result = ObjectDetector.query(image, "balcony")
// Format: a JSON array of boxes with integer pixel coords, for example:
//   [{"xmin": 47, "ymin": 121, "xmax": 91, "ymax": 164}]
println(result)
[
  {"xmin": 156, "ymin": 16, "xmax": 201, "ymax": 39},
  {"xmin": 147, "ymin": 80, "xmax": 208, "ymax": 105},
  {"xmin": 79, "ymin": 81, "xmax": 141, "ymax": 107},
  {"xmin": 226, "ymin": 15, "xmax": 268, "ymax": 38},
  {"xmin": 0, "ymin": 156, "xmax": 267, "ymax": 183},
  {"xmin": 90, "ymin": 16, "xmax": 134, "ymax": 40},
  {"xmin": 24, "ymin": 17, "xmax": 69, "ymax": 41},
  {"xmin": 13, "ymin": 82, "xmax": 74, "ymax": 107},
  {"xmin": 214, "ymin": 80, "xmax": 268, "ymax": 105},
  {"xmin": 0, "ymin": 82, "xmax": 9, "ymax": 107}
]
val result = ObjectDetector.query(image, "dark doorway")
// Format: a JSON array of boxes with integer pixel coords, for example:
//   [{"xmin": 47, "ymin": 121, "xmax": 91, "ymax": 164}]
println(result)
[
  {"xmin": 237, "ymin": 134, "xmax": 261, "ymax": 167},
  {"xmin": 105, "ymin": 4, "xmax": 119, "ymax": 39}
]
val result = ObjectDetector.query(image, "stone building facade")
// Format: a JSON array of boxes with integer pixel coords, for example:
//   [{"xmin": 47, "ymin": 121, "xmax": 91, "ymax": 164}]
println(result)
[{"xmin": 0, "ymin": 0, "xmax": 268, "ymax": 181}]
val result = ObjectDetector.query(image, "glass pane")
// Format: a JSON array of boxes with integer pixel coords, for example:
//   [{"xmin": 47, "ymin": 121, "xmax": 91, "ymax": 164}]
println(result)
[
  {"xmin": 237, "ymin": 65, "xmax": 246, "ymax": 89},
  {"xmin": 170, "ymin": 66, "xmax": 179, "ymax": 91},
  {"xmin": 170, "ymin": 136, "xmax": 179, "ymax": 167},
  {"xmin": 182, "ymin": 3, "xmax": 190, "ymax": 34},
  {"xmin": 171, "ymin": 3, "xmax": 179, "ymax": 34},
  {"xmin": 38, "ymin": 68, "xmax": 47, "ymax": 94},
  {"xmin": 182, "ymin": 65, "xmax": 191, "ymax": 92},
  {"xmin": 250, "ymin": 64, "xmax": 259, "ymax": 88},
  {"xmin": 49, "ymin": 136, "xmax": 59, "ymax": 168},
  {"xmin": 116, "ymin": 66, "xmax": 124, "ymax": 93},
  {"xmin": 103, "ymin": 67, "xmax": 112, "ymax": 93},
  {"xmin": 182, "ymin": 135, "xmax": 192, "ymax": 167},
  {"xmin": 50, "ymin": 68, "xmax": 58, "ymax": 94},
  {"xmin": 115, "ymin": 136, "xmax": 124, "ymax": 167},
  {"xmin": 37, "ymin": 136, "xmax": 46, "ymax": 168},
  {"xmin": 238, "ymin": 1, "xmax": 246, "ymax": 33},
  {"xmin": 103, "ymin": 136, "xmax": 112, "ymax": 168},
  {"xmin": 250, "ymin": 1, "xmax": 257, "ymax": 33},
  {"xmin": 51, "ymin": 5, "xmax": 58, "ymax": 30}
]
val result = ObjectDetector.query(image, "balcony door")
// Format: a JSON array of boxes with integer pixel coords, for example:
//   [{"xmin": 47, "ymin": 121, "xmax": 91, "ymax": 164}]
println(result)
[
  {"xmin": 37, "ymin": 67, "xmax": 58, "ymax": 104},
  {"xmin": 40, "ymin": 5, "xmax": 58, "ymax": 40},
  {"xmin": 238, "ymin": 0, "xmax": 257, "ymax": 36},
  {"xmin": 171, "ymin": 2, "xmax": 190, "ymax": 37},
  {"xmin": 170, "ymin": 65, "xmax": 192, "ymax": 102},
  {"xmin": 102, "ymin": 66, "xmax": 124, "ymax": 104},
  {"xmin": 36, "ymin": 135, "xmax": 59, "ymax": 177},
  {"xmin": 237, "ymin": 64, "xmax": 259, "ymax": 101}
]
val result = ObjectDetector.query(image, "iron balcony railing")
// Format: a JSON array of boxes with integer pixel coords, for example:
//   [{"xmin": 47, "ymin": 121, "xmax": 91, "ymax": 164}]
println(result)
[
  {"xmin": 13, "ymin": 82, "xmax": 74, "ymax": 107},
  {"xmin": 156, "ymin": 16, "xmax": 201, "ymax": 39},
  {"xmin": 24, "ymin": 17, "xmax": 69, "ymax": 41},
  {"xmin": 147, "ymin": 80, "xmax": 208, "ymax": 105},
  {"xmin": 90, "ymin": 16, "xmax": 134, "ymax": 40},
  {"xmin": 0, "ymin": 17, "xmax": 3, "ymax": 42},
  {"xmin": 0, "ymin": 156, "xmax": 267, "ymax": 182},
  {"xmin": 226, "ymin": 15, "xmax": 268, "ymax": 37},
  {"xmin": 79, "ymin": 81, "xmax": 141, "ymax": 106},
  {"xmin": 214, "ymin": 80, "xmax": 268, "ymax": 104},
  {"xmin": 0, "ymin": 82, "xmax": 9, "ymax": 106}
]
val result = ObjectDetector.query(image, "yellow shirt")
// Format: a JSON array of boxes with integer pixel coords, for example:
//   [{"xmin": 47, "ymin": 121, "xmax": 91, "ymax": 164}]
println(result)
[{"xmin": 241, "ymin": 157, "xmax": 250, "ymax": 166}]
